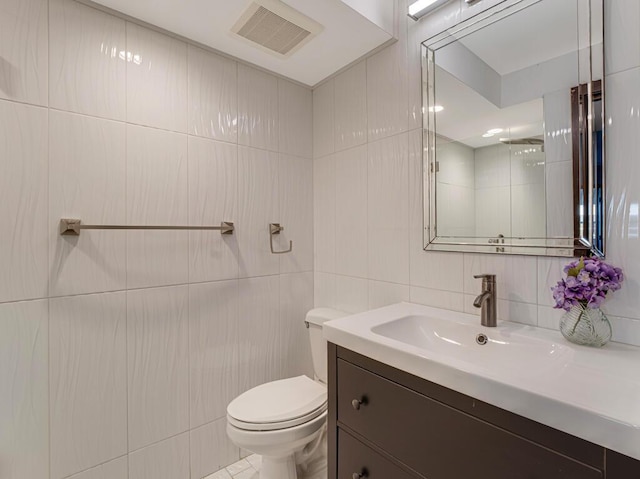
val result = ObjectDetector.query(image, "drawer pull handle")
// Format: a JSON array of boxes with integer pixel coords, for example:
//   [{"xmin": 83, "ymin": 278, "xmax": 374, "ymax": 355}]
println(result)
[
  {"xmin": 352, "ymin": 398, "xmax": 366, "ymax": 410},
  {"xmin": 352, "ymin": 469, "xmax": 368, "ymax": 479}
]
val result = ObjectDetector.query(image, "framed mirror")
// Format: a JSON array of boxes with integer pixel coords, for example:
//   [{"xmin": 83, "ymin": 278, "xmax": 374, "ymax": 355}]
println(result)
[{"xmin": 422, "ymin": 0, "xmax": 604, "ymax": 256}]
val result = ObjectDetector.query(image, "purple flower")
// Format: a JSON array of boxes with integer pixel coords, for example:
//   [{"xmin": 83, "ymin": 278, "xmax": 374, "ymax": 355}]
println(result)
[{"xmin": 551, "ymin": 257, "xmax": 623, "ymax": 311}]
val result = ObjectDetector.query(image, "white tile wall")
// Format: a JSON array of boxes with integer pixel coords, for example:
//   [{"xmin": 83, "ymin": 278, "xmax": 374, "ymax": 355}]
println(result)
[
  {"xmin": 368, "ymin": 134, "xmax": 410, "ymax": 284},
  {"xmin": 0, "ymin": 0, "xmax": 47, "ymax": 105},
  {"xmin": 129, "ymin": 433, "xmax": 190, "ymax": 479},
  {"xmin": 237, "ymin": 64, "xmax": 278, "ymax": 151},
  {"xmin": 238, "ymin": 276, "xmax": 281, "ymax": 393},
  {"xmin": 127, "ymin": 285, "xmax": 189, "ymax": 451},
  {"xmin": 279, "ymin": 79, "xmax": 313, "ymax": 159},
  {"xmin": 0, "ymin": 1, "xmax": 313, "ymax": 478},
  {"xmin": 189, "ymin": 280, "xmax": 239, "ymax": 429},
  {"xmin": 312, "ymin": 79, "xmax": 335, "ymax": 158},
  {"xmin": 188, "ymin": 136, "xmax": 239, "ymax": 283},
  {"xmin": 49, "ymin": 0, "xmax": 126, "ymax": 120},
  {"xmin": 366, "ymin": 7, "xmax": 409, "ymax": 141},
  {"xmin": 334, "ymin": 145, "xmax": 368, "ymax": 278},
  {"xmin": 188, "ymin": 45, "xmax": 237, "ymax": 143},
  {"xmin": 49, "ymin": 110, "xmax": 127, "ymax": 297},
  {"xmin": 126, "ymin": 22, "xmax": 188, "ymax": 132},
  {"xmin": 0, "ymin": 100, "xmax": 48, "ymax": 303},
  {"xmin": 280, "ymin": 272, "xmax": 315, "ymax": 378},
  {"xmin": 279, "ymin": 154, "xmax": 313, "ymax": 273},
  {"xmin": 65, "ymin": 457, "xmax": 128, "ymax": 479},
  {"xmin": 313, "ymin": 154, "xmax": 336, "ymax": 273},
  {"xmin": 313, "ymin": 0, "xmax": 640, "ymax": 349},
  {"xmin": 126, "ymin": 125, "xmax": 189, "ymax": 289},
  {"xmin": 237, "ymin": 147, "xmax": 279, "ymax": 278},
  {"xmin": 0, "ymin": 300, "xmax": 49, "ymax": 479},
  {"xmin": 50, "ymin": 292, "xmax": 128, "ymax": 479},
  {"xmin": 334, "ymin": 61, "xmax": 367, "ymax": 151}
]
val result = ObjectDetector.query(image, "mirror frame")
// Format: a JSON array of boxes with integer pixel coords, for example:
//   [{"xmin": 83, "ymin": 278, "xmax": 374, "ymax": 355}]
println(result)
[{"xmin": 421, "ymin": 0, "xmax": 604, "ymax": 257}]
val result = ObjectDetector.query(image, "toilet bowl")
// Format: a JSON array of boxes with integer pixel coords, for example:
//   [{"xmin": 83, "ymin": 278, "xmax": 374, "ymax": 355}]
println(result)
[{"xmin": 226, "ymin": 308, "xmax": 347, "ymax": 479}]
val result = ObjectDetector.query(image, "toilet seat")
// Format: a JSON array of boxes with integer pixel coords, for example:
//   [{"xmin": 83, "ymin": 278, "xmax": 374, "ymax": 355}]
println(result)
[{"xmin": 227, "ymin": 376, "xmax": 327, "ymax": 431}]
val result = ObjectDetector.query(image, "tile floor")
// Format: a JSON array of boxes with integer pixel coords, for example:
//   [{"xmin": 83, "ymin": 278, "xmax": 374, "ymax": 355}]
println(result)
[{"xmin": 204, "ymin": 455, "xmax": 261, "ymax": 479}]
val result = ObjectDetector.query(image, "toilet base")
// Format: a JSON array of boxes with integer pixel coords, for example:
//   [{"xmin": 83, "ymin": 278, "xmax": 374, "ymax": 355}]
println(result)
[{"xmin": 260, "ymin": 455, "xmax": 298, "ymax": 479}]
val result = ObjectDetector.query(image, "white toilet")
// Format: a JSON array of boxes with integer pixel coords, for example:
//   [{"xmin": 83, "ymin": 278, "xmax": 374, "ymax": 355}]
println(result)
[{"xmin": 226, "ymin": 308, "xmax": 347, "ymax": 479}]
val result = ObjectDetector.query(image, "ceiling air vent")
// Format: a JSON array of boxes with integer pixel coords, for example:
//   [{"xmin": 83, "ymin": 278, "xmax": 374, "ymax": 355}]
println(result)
[{"xmin": 231, "ymin": 0, "xmax": 323, "ymax": 57}]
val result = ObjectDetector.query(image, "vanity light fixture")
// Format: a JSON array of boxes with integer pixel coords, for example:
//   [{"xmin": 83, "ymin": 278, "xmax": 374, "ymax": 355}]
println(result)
[{"xmin": 408, "ymin": 0, "xmax": 449, "ymax": 20}]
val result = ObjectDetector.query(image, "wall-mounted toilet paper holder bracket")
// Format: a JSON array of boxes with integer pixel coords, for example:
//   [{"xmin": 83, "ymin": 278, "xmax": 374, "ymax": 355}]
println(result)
[{"xmin": 269, "ymin": 223, "xmax": 293, "ymax": 254}]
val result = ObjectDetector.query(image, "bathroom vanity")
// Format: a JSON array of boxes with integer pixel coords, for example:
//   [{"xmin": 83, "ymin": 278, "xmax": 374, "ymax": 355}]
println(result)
[{"xmin": 323, "ymin": 303, "xmax": 640, "ymax": 478}]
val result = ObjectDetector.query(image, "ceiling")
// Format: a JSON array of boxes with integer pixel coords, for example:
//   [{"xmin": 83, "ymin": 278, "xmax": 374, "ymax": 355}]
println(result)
[{"xmin": 88, "ymin": 0, "xmax": 395, "ymax": 87}]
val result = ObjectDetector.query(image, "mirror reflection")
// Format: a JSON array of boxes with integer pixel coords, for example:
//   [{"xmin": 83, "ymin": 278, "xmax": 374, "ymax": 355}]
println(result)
[{"xmin": 422, "ymin": 0, "xmax": 604, "ymax": 256}]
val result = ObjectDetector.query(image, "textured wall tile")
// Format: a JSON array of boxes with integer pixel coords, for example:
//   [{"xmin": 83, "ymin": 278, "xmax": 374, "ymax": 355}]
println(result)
[
  {"xmin": 314, "ymin": 272, "xmax": 336, "ymax": 309},
  {"xmin": 279, "ymin": 154, "xmax": 313, "ymax": 273},
  {"xmin": 127, "ymin": 285, "xmax": 189, "ymax": 451},
  {"xmin": 49, "ymin": 0, "xmax": 126, "ymax": 120},
  {"xmin": 604, "ymin": 68, "xmax": 640, "ymax": 321},
  {"xmin": 604, "ymin": 0, "xmax": 640, "ymax": 75},
  {"xmin": 367, "ymin": 17, "xmax": 408, "ymax": 141},
  {"xmin": 238, "ymin": 276, "xmax": 281, "ymax": 394},
  {"xmin": 334, "ymin": 61, "xmax": 367, "ymax": 151},
  {"xmin": 237, "ymin": 64, "xmax": 278, "ymax": 151},
  {"xmin": 129, "ymin": 433, "xmax": 189, "ymax": 479},
  {"xmin": 188, "ymin": 136, "xmax": 238, "ymax": 283},
  {"xmin": 368, "ymin": 280, "xmax": 410, "ymax": 309},
  {"xmin": 190, "ymin": 418, "xmax": 239, "ymax": 479},
  {"xmin": 0, "ymin": 0, "xmax": 47, "ymax": 105},
  {"xmin": 368, "ymin": 134, "xmax": 410, "ymax": 284},
  {"xmin": 335, "ymin": 275, "xmax": 369, "ymax": 314},
  {"xmin": 188, "ymin": 45, "xmax": 237, "ymax": 142},
  {"xmin": 126, "ymin": 23, "xmax": 187, "ymax": 132},
  {"xmin": 49, "ymin": 110, "xmax": 126, "ymax": 297},
  {"xmin": 0, "ymin": 300, "xmax": 49, "ymax": 479},
  {"xmin": 279, "ymin": 79, "xmax": 312, "ymax": 159},
  {"xmin": 410, "ymin": 286, "xmax": 465, "ymax": 312},
  {"xmin": 126, "ymin": 125, "xmax": 188, "ymax": 289},
  {"xmin": 65, "ymin": 456, "xmax": 128, "ymax": 479},
  {"xmin": 313, "ymin": 79, "xmax": 334, "ymax": 158},
  {"xmin": 335, "ymin": 145, "xmax": 368, "ymax": 278},
  {"xmin": 50, "ymin": 292, "xmax": 127, "ymax": 479},
  {"xmin": 313, "ymin": 155, "xmax": 336, "ymax": 273},
  {"xmin": 189, "ymin": 280, "xmax": 239, "ymax": 428},
  {"xmin": 0, "ymin": 100, "xmax": 47, "ymax": 303},
  {"xmin": 280, "ymin": 272, "xmax": 314, "ymax": 379},
  {"xmin": 237, "ymin": 146, "xmax": 279, "ymax": 278}
]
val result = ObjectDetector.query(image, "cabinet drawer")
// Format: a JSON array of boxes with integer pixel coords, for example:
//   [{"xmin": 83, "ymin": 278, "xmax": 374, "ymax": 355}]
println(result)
[
  {"xmin": 338, "ymin": 429, "xmax": 417, "ymax": 479},
  {"xmin": 337, "ymin": 359, "xmax": 602, "ymax": 479}
]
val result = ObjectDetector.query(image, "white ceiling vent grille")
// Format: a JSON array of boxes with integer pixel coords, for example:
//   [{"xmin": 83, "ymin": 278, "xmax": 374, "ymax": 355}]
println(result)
[{"xmin": 232, "ymin": 0, "xmax": 323, "ymax": 57}]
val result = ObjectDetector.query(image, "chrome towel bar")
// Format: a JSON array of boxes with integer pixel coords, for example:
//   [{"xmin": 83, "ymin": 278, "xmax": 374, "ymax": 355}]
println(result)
[{"xmin": 59, "ymin": 218, "xmax": 235, "ymax": 236}]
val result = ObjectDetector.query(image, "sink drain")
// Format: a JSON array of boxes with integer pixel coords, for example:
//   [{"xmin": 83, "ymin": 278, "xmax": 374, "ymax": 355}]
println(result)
[{"xmin": 476, "ymin": 333, "xmax": 488, "ymax": 345}]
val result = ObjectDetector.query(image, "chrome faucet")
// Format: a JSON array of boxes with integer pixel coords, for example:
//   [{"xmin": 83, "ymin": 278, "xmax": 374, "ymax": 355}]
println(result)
[{"xmin": 473, "ymin": 274, "xmax": 497, "ymax": 327}]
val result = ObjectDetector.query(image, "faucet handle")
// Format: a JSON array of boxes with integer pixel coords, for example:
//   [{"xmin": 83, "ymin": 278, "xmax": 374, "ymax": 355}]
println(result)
[{"xmin": 474, "ymin": 274, "xmax": 496, "ymax": 282}]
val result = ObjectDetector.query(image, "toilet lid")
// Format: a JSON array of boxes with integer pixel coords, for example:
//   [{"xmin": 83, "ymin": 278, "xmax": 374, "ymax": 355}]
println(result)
[{"xmin": 227, "ymin": 376, "xmax": 327, "ymax": 430}]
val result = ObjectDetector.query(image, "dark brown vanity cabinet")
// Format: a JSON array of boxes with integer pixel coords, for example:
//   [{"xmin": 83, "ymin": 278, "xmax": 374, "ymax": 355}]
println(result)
[{"xmin": 328, "ymin": 344, "xmax": 640, "ymax": 479}]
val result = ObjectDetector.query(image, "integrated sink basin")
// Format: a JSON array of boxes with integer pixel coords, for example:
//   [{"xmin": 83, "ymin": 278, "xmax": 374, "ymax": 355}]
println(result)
[
  {"xmin": 323, "ymin": 302, "xmax": 640, "ymax": 461},
  {"xmin": 371, "ymin": 314, "xmax": 571, "ymax": 378}
]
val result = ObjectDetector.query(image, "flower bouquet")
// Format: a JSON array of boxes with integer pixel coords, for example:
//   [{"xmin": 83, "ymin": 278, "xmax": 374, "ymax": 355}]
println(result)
[{"xmin": 551, "ymin": 257, "xmax": 623, "ymax": 347}]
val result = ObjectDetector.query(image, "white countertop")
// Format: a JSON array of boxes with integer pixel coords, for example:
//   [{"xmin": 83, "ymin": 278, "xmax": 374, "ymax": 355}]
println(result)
[{"xmin": 323, "ymin": 302, "xmax": 640, "ymax": 461}]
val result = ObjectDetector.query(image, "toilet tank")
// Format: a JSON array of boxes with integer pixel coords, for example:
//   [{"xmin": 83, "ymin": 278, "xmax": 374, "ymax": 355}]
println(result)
[{"xmin": 306, "ymin": 308, "xmax": 348, "ymax": 383}]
